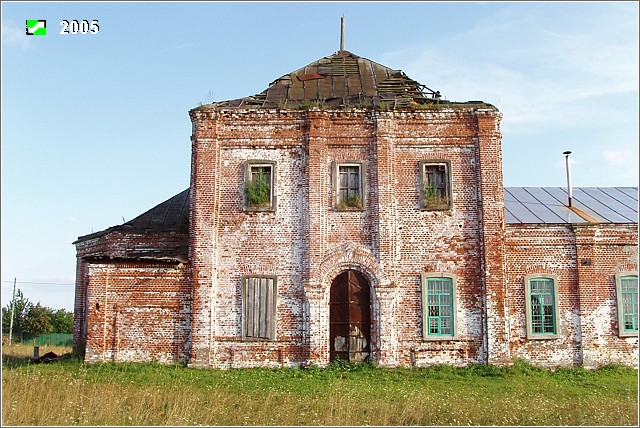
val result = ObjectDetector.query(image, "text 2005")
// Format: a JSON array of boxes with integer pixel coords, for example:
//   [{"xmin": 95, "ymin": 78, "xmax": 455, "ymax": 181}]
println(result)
[{"xmin": 60, "ymin": 20, "xmax": 99, "ymax": 35}]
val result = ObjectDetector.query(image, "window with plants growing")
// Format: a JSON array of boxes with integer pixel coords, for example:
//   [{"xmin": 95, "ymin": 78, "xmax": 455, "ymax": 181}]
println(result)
[
  {"xmin": 421, "ymin": 273, "xmax": 457, "ymax": 340},
  {"xmin": 616, "ymin": 273, "xmax": 638, "ymax": 337},
  {"xmin": 524, "ymin": 274, "xmax": 560, "ymax": 339},
  {"xmin": 244, "ymin": 161, "xmax": 275, "ymax": 211},
  {"xmin": 420, "ymin": 161, "xmax": 451, "ymax": 210},
  {"xmin": 334, "ymin": 162, "xmax": 365, "ymax": 210}
]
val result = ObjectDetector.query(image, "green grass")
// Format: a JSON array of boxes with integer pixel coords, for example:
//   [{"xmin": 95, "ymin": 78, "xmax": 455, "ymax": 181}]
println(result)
[{"xmin": 2, "ymin": 355, "xmax": 637, "ymax": 426}]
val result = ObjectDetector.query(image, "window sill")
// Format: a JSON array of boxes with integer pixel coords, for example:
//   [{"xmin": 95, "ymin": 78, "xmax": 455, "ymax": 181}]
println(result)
[
  {"xmin": 244, "ymin": 206, "xmax": 276, "ymax": 213},
  {"xmin": 421, "ymin": 204, "xmax": 452, "ymax": 211},
  {"xmin": 335, "ymin": 206, "xmax": 365, "ymax": 212},
  {"xmin": 241, "ymin": 337, "xmax": 277, "ymax": 342},
  {"xmin": 526, "ymin": 333, "xmax": 561, "ymax": 340},
  {"xmin": 422, "ymin": 335, "xmax": 457, "ymax": 342},
  {"xmin": 618, "ymin": 331, "xmax": 638, "ymax": 338}
]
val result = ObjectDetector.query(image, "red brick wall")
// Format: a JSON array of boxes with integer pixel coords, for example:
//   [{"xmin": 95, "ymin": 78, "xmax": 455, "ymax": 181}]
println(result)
[
  {"xmin": 74, "ymin": 231, "xmax": 189, "ymax": 359},
  {"xmin": 505, "ymin": 224, "xmax": 638, "ymax": 368},
  {"xmin": 188, "ymin": 107, "xmax": 503, "ymax": 368},
  {"xmin": 75, "ymin": 104, "xmax": 637, "ymax": 369},
  {"xmin": 83, "ymin": 260, "xmax": 191, "ymax": 363}
]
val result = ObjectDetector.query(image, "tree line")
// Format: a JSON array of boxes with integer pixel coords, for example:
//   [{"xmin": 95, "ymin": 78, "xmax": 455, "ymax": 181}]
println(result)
[{"xmin": 2, "ymin": 289, "xmax": 73, "ymax": 341}]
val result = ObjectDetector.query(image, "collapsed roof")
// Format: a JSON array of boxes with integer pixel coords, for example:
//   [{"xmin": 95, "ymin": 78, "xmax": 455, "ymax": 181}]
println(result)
[
  {"xmin": 74, "ymin": 190, "xmax": 190, "ymax": 262},
  {"xmin": 203, "ymin": 50, "xmax": 442, "ymax": 109},
  {"xmin": 75, "ymin": 189, "xmax": 190, "ymax": 243}
]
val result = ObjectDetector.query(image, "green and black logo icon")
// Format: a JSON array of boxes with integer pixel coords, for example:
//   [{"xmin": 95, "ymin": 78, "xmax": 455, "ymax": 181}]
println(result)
[{"xmin": 26, "ymin": 20, "xmax": 46, "ymax": 36}]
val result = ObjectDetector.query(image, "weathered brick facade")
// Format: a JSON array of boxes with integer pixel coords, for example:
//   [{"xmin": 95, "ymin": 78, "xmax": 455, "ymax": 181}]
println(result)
[
  {"xmin": 74, "ymin": 50, "xmax": 638, "ymax": 368},
  {"xmin": 506, "ymin": 224, "xmax": 638, "ymax": 368}
]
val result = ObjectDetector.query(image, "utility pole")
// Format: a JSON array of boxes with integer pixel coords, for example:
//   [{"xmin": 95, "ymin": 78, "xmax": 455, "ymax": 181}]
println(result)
[{"xmin": 8, "ymin": 278, "xmax": 16, "ymax": 345}]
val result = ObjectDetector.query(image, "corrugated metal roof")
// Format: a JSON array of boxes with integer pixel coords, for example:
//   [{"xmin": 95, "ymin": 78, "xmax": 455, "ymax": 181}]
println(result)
[
  {"xmin": 505, "ymin": 187, "xmax": 638, "ymax": 225},
  {"xmin": 205, "ymin": 50, "xmax": 443, "ymax": 109}
]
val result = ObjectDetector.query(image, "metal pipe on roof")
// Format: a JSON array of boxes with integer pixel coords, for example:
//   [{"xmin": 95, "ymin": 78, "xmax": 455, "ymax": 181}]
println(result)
[
  {"xmin": 340, "ymin": 16, "xmax": 345, "ymax": 51},
  {"xmin": 563, "ymin": 151, "xmax": 573, "ymax": 207}
]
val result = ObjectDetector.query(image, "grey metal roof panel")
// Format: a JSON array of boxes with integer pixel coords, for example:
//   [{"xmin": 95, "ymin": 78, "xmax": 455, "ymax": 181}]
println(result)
[
  {"xmin": 540, "ymin": 187, "xmax": 604, "ymax": 223},
  {"xmin": 505, "ymin": 187, "xmax": 638, "ymax": 225},
  {"xmin": 602, "ymin": 188, "xmax": 639, "ymax": 221},
  {"xmin": 605, "ymin": 187, "xmax": 637, "ymax": 221},
  {"xmin": 504, "ymin": 209, "xmax": 519, "ymax": 224},
  {"xmin": 572, "ymin": 188, "xmax": 635, "ymax": 223},
  {"xmin": 504, "ymin": 188, "xmax": 548, "ymax": 223},
  {"xmin": 615, "ymin": 187, "xmax": 639, "ymax": 201},
  {"xmin": 508, "ymin": 187, "xmax": 580, "ymax": 224}
]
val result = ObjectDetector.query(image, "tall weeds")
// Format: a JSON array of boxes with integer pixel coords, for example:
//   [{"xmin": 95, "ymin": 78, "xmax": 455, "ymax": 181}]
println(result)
[{"xmin": 2, "ymin": 354, "xmax": 637, "ymax": 426}]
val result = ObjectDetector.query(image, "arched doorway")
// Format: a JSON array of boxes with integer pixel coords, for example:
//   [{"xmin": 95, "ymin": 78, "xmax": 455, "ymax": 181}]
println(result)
[{"xmin": 329, "ymin": 270, "xmax": 371, "ymax": 362}]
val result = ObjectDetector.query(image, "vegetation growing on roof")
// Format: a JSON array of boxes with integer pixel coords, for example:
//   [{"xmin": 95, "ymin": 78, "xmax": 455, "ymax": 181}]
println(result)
[
  {"xmin": 297, "ymin": 99, "xmax": 328, "ymax": 110},
  {"xmin": 189, "ymin": 51, "xmax": 501, "ymax": 112}
]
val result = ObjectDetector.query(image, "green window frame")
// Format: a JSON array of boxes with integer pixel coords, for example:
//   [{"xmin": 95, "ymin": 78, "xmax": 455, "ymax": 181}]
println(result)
[
  {"xmin": 524, "ymin": 274, "xmax": 560, "ymax": 339},
  {"xmin": 615, "ymin": 273, "xmax": 638, "ymax": 337},
  {"xmin": 421, "ymin": 273, "xmax": 458, "ymax": 340}
]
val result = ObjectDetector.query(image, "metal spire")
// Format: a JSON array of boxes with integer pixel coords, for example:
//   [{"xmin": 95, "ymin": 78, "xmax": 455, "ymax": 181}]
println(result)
[{"xmin": 340, "ymin": 16, "xmax": 345, "ymax": 51}]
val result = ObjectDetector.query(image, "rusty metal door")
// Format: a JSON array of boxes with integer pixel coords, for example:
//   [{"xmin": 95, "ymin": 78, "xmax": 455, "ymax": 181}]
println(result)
[{"xmin": 329, "ymin": 270, "xmax": 371, "ymax": 362}]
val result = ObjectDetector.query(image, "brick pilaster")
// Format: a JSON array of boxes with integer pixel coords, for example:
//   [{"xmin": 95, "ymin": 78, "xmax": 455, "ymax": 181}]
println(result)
[
  {"xmin": 188, "ymin": 109, "xmax": 220, "ymax": 367},
  {"xmin": 475, "ymin": 108, "xmax": 510, "ymax": 365},
  {"xmin": 372, "ymin": 113, "xmax": 399, "ymax": 365},
  {"xmin": 304, "ymin": 111, "xmax": 330, "ymax": 364}
]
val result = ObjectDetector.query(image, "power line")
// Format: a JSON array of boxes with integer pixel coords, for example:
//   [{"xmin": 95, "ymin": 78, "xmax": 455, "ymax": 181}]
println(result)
[{"xmin": 1, "ymin": 280, "xmax": 74, "ymax": 286}]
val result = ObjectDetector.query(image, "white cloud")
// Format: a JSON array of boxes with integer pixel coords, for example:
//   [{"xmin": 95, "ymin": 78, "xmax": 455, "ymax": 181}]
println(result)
[
  {"xmin": 378, "ymin": 3, "xmax": 638, "ymax": 187},
  {"xmin": 603, "ymin": 149, "xmax": 636, "ymax": 166},
  {"xmin": 381, "ymin": 3, "xmax": 639, "ymax": 135},
  {"xmin": 1, "ymin": 20, "xmax": 31, "ymax": 48}
]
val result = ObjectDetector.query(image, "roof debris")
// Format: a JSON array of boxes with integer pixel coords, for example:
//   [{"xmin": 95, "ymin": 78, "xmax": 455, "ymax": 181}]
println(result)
[
  {"xmin": 206, "ymin": 50, "xmax": 442, "ymax": 110},
  {"xmin": 28, "ymin": 351, "xmax": 73, "ymax": 364}
]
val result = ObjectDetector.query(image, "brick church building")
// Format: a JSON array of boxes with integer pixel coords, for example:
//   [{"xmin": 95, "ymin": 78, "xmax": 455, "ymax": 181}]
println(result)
[{"xmin": 73, "ymin": 48, "xmax": 638, "ymax": 369}]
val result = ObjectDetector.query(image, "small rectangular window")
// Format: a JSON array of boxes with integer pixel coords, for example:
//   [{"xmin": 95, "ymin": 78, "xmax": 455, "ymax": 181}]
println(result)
[
  {"xmin": 616, "ymin": 274, "xmax": 638, "ymax": 337},
  {"xmin": 244, "ymin": 161, "xmax": 276, "ymax": 211},
  {"xmin": 421, "ymin": 273, "xmax": 458, "ymax": 340},
  {"xmin": 420, "ymin": 161, "xmax": 451, "ymax": 210},
  {"xmin": 524, "ymin": 275, "xmax": 560, "ymax": 339},
  {"xmin": 529, "ymin": 279, "xmax": 556, "ymax": 334},
  {"xmin": 242, "ymin": 276, "xmax": 277, "ymax": 340},
  {"xmin": 334, "ymin": 162, "xmax": 365, "ymax": 210}
]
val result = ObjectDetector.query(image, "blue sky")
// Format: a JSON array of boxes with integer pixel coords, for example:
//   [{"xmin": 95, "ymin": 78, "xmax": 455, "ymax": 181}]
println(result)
[{"xmin": 2, "ymin": 1, "xmax": 638, "ymax": 311}]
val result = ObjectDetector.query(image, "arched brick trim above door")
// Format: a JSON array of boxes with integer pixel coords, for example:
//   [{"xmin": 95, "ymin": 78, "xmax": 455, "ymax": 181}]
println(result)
[
  {"xmin": 319, "ymin": 241, "xmax": 392, "ymax": 292},
  {"xmin": 307, "ymin": 241, "xmax": 398, "ymax": 365}
]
